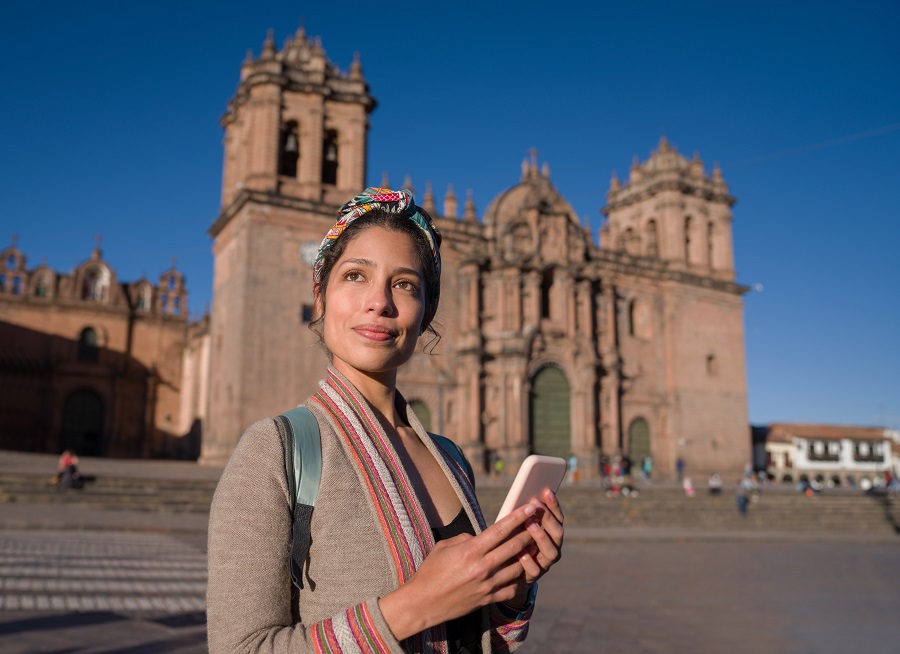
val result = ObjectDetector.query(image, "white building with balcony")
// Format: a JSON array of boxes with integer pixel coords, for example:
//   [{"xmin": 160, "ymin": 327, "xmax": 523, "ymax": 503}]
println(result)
[{"xmin": 757, "ymin": 423, "xmax": 899, "ymax": 487}]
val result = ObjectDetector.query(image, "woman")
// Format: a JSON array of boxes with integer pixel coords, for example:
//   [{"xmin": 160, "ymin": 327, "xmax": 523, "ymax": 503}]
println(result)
[{"xmin": 207, "ymin": 188, "xmax": 564, "ymax": 653}]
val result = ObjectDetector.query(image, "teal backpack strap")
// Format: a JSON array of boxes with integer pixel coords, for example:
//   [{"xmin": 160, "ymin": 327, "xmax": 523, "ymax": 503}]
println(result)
[
  {"xmin": 432, "ymin": 434, "xmax": 475, "ymax": 486},
  {"xmin": 276, "ymin": 405, "xmax": 321, "ymax": 590}
]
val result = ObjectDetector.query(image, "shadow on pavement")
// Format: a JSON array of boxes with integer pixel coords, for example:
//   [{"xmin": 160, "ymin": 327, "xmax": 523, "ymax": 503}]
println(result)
[
  {"xmin": 0, "ymin": 611, "xmax": 126, "ymax": 636},
  {"xmin": 90, "ymin": 630, "xmax": 207, "ymax": 654},
  {"xmin": 152, "ymin": 611, "xmax": 207, "ymax": 628}
]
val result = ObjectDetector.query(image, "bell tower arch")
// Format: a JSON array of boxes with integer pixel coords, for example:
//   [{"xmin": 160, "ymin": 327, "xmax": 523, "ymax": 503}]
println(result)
[{"xmin": 201, "ymin": 28, "xmax": 376, "ymax": 463}]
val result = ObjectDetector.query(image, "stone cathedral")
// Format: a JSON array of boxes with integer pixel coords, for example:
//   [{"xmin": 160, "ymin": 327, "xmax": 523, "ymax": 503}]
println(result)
[
  {"xmin": 0, "ymin": 28, "xmax": 750, "ymax": 479},
  {"xmin": 190, "ymin": 28, "xmax": 750, "ymax": 478}
]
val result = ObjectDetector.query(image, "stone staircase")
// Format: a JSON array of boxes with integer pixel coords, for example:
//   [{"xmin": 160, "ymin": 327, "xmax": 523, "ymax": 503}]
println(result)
[
  {"xmin": 1, "ymin": 471, "xmax": 898, "ymax": 536},
  {"xmin": 0, "ymin": 472, "xmax": 219, "ymax": 514}
]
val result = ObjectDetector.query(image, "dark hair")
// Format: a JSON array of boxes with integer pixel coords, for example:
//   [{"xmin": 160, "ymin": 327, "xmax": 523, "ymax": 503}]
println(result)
[{"xmin": 310, "ymin": 211, "xmax": 441, "ymax": 347}]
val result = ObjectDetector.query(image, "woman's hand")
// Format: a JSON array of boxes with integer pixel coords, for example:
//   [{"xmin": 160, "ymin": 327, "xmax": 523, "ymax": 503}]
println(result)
[
  {"xmin": 378, "ymin": 502, "xmax": 541, "ymax": 640},
  {"xmin": 506, "ymin": 488, "xmax": 564, "ymax": 608}
]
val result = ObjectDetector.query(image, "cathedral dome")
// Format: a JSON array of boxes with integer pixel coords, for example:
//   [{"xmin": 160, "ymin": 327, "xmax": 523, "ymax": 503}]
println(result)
[
  {"xmin": 482, "ymin": 155, "xmax": 588, "ymax": 265},
  {"xmin": 482, "ymin": 155, "xmax": 579, "ymax": 229}
]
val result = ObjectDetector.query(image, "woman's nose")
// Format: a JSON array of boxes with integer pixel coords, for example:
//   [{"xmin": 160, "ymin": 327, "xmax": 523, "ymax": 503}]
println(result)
[{"xmin": 365, "ymin": 282, "xmax": 395, "ymax": 315}]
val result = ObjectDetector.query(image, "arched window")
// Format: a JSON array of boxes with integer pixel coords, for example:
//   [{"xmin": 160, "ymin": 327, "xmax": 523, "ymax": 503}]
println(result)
[
  {"xmin": 629, "ymin": 298, "xmax": 653, "ymax": 340},
  {"xmin": 12, "ymin": 276, "xmax": 22, "ymax": 295},
  {"xmin": 34, "ymin": 271, "xmax": 52, "ymax": 298},
  {"xmin": 6, "ymin": 254, "xmax": 15, "ymax": 268},
  {"xmin": 322, "ymin": 129, "xmax": 339, "ymax": 185},
  {"xmin": 160, "ymin": 294, "xmax": 168, "ymax": 313},
  {"xmin": 81, "ymin": 266, "xmax": 110, "ymax": 302},
  {"xmin": 684, "ymin": 216, "xmax": 693, "ymax": 263},
  {"xmin": 279, "ymin": 121, "xmax": 300, "ymax": 177},
  {"xmin": 168, "ymin": 275, "xmax": 176, "ymax": 291},
  {"xmin": 409, "ymin": 399, "xmax": 432, "ymax": 433},
  {"xmin": 136, "ymin": 285, "xmax": 151, "ymax": 311},
  {"xmin": 645, "ymin": 219, "xmax": 659, "ymax": 257},
  {"xmin": 529, "ymin": 365, "xmax": 571, "ymax": 458},
  {"xmin": 0, "ymin": 274, "xmax": 6, "ymax": 291},
  {"xmin": 173, "ymin": 295, "xmax": 181, "ymax": 315},
  {"xmin": 540, "ymin": 269, "xmax": 553, "ymax": 319},
  {"xmin": 78, "ymin": 327, "xmax": 99, "ymax": 362},
  {"xmin": 623, "ymin": 228, "xmax": 640, "ymax": 256}
]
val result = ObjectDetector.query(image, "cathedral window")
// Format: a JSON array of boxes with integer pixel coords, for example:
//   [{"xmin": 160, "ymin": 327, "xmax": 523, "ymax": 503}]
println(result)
[
  {"xmin": 540, "ymin": 269, "xmax": 553, "ymax": 319},
  {"xmin": 623, "ymin": 228, "xmax": 640, "ymax": 256},
  {"xmin": 322, "ymin": 129, "xmax": 338, "ymax": 185},
  {"xmin": 168, "ymin": 275, "xmax": 176, "ymax": 291},
  {"xmin": 35, "ymin": 277, "xmax": 47, "ymax": 297},
  {"xmin": 684, "ymin": 216, "xmax": 693, "ymax": 263},
  {"xmin": 0, "ymin": 274, "xmax": 5, "ymax": 291},
  {"xmin": 12, "ymin": 276, "xmax": 22, "ymax": 295},
  {"xmin": 78, "ymin": 327, "xmax": 99, "ymax": 362},
  {"xmin": 629, "ymin": 299, "xmax": 653, "ymax": 340},
  {"xmin": 6, "ymin": 254, "xmax": 15, "ymax": 268},
  {"xmin": 279, "ymin": 121, "xmax": 300, "ymax": 177},
  {"xmin": 136, "ymin": 285, "xmax": 151, "ymax": 311},
  {"xmin": 173, "ymin": 296, "xmax": 181, "ymax": 314},
  {"xmin": 81, "ymin": 266, "xmax": 110, "ymax": 302},
  {"xmin": 161, "ymin": 294, "xmax": 168, "ymax": 313},
  {"xmin": 645, "ymin": 220, "xmax": 659, "ymax": 257}
]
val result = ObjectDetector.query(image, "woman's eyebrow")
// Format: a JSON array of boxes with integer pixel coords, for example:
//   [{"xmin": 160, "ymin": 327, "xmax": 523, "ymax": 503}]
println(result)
[
  {"xmin": 339, "ymin": 257, "xmax": 375, "ymax": 267},
  {"xmin": 392, "ymin": 266, "xmax": 424, "ymax": 279}
]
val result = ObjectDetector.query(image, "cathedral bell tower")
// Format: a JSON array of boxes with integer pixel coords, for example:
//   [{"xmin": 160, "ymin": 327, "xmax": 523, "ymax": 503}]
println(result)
[{"xmin": 201, "ymin": 28, "xmax": 376, "ymax": 464}]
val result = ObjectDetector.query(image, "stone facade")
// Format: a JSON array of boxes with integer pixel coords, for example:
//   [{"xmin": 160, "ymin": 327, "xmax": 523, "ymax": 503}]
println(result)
[
  {"xmin": 194, "ymin": 28, "xmax": 751, "ymax": 479},
  {"xmin": 0, "ymin": 28, "xmax": 754, "ymax": 478},
  {"xmin": 0, "ymin": 242, "xmax": 194, "ymax": 458}
]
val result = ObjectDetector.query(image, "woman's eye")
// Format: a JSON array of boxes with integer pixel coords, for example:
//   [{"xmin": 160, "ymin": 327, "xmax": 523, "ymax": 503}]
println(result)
[
  {"xmin": 344, "ymin": 271, "xmax": 363, "ymax": 282},
  {"xmin": 395, "ymin": 280, "xmax": 419, "ymax": 292}
]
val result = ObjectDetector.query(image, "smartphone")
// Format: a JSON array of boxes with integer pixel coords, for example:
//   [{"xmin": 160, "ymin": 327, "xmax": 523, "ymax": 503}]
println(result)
[{"xmin": 495, "ymin": 455, "xmax": 567, "ymax": 522}]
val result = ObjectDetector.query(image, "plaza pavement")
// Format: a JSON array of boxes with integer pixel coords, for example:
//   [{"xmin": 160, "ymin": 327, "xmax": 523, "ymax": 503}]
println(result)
[{"xmin": 1, "ymin": 452, "xmax": 898, "ymax": 653}]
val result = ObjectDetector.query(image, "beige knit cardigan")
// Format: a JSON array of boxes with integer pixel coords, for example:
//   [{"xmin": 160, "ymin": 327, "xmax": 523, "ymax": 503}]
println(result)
[{"xmin": 207, "ymin": 376, "xmax": 532, "ymax": 653}]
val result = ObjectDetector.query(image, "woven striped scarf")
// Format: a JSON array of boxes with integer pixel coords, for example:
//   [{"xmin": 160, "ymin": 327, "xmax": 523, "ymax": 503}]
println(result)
[{"xmin": 310, "ymin": 368, "xmax": 486, "ymax": 654}]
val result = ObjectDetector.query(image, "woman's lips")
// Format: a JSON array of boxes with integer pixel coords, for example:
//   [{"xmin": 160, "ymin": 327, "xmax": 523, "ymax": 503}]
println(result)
[{"xmin": 353, "ymin": 324, "xmax": 397, "ymax": 342}]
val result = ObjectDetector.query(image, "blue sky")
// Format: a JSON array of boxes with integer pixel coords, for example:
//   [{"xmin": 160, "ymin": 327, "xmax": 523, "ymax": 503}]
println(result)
[{"xmin": 2, "ymin": 1, "xmax": 898, "ymax": 428}]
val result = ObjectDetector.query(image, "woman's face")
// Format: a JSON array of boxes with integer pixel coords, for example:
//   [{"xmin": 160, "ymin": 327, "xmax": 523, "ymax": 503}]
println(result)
[{"xmin": 318, "ymin": 225, "xmax": 427, "ymax": 381}]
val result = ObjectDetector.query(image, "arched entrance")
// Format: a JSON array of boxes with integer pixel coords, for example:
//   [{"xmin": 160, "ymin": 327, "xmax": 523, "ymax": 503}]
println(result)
[
  {"xmin": 61, "ymin": 390, "xmax": 104, "ymax": 456},
  {"xmin": 409, "ymin": 399, "xmax": 432, "ymax": 432},
  {"xmin": 628, "ymin": 417, "xmax": 651, "ymax": 472},
  {"xmin": 529, "ymin": 365, "xmax": 571, "ymax": 458}
]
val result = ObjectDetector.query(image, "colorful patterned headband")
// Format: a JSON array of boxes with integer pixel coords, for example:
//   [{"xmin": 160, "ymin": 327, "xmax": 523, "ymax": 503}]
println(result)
[{"xmin": 312, "ymin": 187, "xmax": 442, "ymax": 289}]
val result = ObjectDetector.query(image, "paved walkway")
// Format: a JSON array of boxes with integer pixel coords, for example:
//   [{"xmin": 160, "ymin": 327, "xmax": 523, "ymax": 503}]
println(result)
[{"xmin": 2, "ymin": 451, "xmax": 899, "ymax": 653}]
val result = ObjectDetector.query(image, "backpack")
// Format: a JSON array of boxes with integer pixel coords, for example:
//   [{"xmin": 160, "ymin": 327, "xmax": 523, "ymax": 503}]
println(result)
[{"xmin": 276, "ymin": 405, "xmax": 475, "ymax": 590}]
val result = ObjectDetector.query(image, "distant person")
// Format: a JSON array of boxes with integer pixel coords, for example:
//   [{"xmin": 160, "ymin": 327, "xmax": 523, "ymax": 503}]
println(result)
[
  {"xmin": 708, "ymin": 473, "xmax": 723, "ymax": 495},
  {"xmin": 641, "ymin": 456, "xmax": 652, "ymax": 480},
  {"xmin": 56, "ymin": 449, "xmax": 81, "ymax": 490},
  {"xmin": 736, "ymin": 476, "xmax": 756, "ymax": 515},
  {"xmin": 676, "ymin": 457, "xmax": 685, "ymax": 483},
  {"xmin": 682, "ymin": 477, "xmax": 695, "ymax": 497}
]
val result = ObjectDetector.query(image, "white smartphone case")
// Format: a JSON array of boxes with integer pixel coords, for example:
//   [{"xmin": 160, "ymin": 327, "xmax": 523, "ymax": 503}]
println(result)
[{"xmin": 495, "ymin": 454, "xmax": 567, "ymax": 522}]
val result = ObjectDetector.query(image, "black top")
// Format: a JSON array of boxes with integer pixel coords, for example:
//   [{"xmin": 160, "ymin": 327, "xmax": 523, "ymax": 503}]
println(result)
[{"xmin": 432, "ymin": 507, "xmax": 482, "ymax": 653}]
